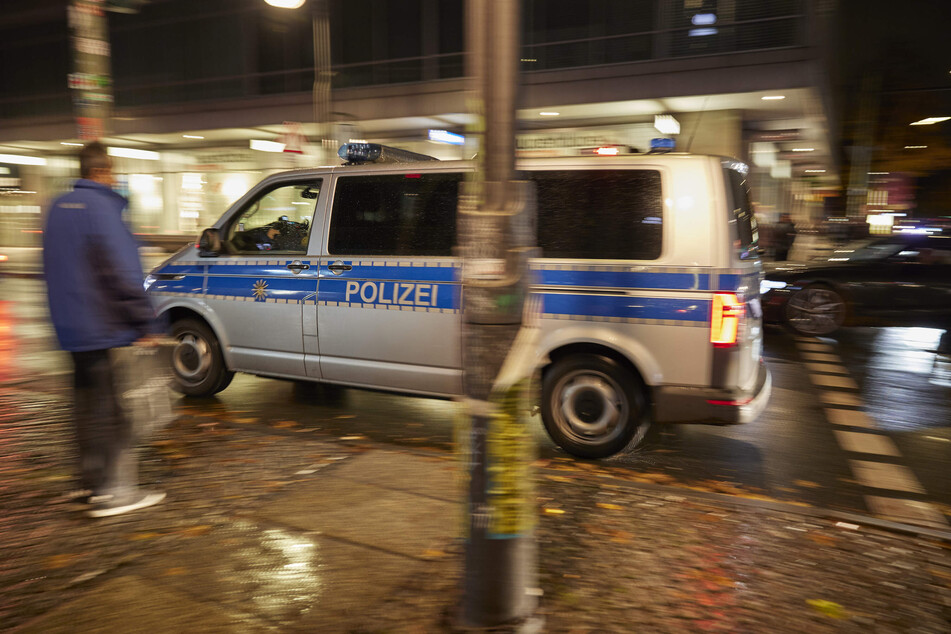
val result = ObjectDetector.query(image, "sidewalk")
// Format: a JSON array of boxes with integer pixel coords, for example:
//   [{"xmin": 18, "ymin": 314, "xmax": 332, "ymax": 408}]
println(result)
[{"xmin": 2, "ymin": 392, "xmax": 950, "ymax": 632}]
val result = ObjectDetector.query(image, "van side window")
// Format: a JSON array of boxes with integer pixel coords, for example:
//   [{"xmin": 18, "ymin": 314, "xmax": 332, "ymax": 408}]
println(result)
[
  {"xmin": 531, "ymin": 170, "xmax": 663, "ymax": 260},
  {"xmin": 225, "ymin": 181, "xmax": 320, "ymax": 254},
  {"xmin": 328, "ymin": 173, "xmax": 462, "ymax": 256}
]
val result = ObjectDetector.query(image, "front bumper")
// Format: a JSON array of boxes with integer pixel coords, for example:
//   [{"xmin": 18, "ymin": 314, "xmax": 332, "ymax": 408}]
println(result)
[{"xmin": 653, "ymin": 360, "xmax": 772, "ymax": 425}]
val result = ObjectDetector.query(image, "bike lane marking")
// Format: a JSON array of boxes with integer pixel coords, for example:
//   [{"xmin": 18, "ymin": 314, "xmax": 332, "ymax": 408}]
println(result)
[{"xmin": 794, "ymin": 337, "xmax": 949, "ymax": 528}]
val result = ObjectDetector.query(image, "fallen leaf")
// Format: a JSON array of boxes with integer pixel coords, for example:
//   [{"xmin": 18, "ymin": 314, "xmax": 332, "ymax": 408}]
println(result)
[
  {"xmin": 543, "ymin": 508, "xmax": 565, "ymax": 515},
  {"xmin": 340, "ymin": 435, "xmax": 365, "ymax": 440},
  {"xmin": 596, "ymin": 503, "xmax": 623, "ymax": 511},
  {"xmin": 609, "ymin": 530, "xmax": 633, "ymax": 543},
  {"xmin": 272, "ymin": 420, "xmax": 300, "ymax": 428},
  {"xmin": 44, "ymin": 554, "xmax": 81, "ymax": 569},
  {"xmin": 793, "ymin": 480, "xmax": 823, "ymax": 489},
  {"xmin": 127, "ymin": 532, "xmax": 163, "ymax": 541},
  {"xmin": 421, "ymin": 549, "xmax": 447, "ymax": 559},
  {"xmin": 806, "ymin": 599, "xmax": 849, "ymax": 619},
  {"xmin": 179, "ymin": 525, "xmax": 213, "ymax": 537},
  {"xmin": 335, "ymin": 415, "xmax": 356, "ymax": 420},
  {"xmin": 544, "ymin": 475, "xmax": 573, "ymax": 483},
  {"xmin": 163, "ymin": 567, "xmax": 188, "ymax": 576},
  {"xmin": 807, "ymin": 534, "xmax": 838, "ymax": 547}
]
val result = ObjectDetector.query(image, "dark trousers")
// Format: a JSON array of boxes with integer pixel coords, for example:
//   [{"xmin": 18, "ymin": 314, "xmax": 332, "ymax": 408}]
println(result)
[{"xmin": 71, "ymin": 349, "xmax": 135, "ymax": 496}]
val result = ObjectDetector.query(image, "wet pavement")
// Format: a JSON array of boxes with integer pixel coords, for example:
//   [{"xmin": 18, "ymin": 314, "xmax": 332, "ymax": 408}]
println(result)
[
  {"xmin": 2, "ymin": 380, "xmax": 951, "ymax": 632},
  {"xmin": 2, "ymin": 272, "xmax": 951, "ymax": 631}
]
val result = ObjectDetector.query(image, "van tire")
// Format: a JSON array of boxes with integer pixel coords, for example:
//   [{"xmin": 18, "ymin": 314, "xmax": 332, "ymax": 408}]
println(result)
[
  {"xmin": 541, "ymin": 354, "xmax": 649, "ymax": 459},
  {"xmin": 170, "ymin": 318, "xmax": 234, "ymax": 396}
]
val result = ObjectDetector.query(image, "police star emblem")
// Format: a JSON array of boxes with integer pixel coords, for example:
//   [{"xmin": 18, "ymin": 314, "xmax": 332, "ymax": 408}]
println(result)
[{"xmin": 252, "ymin": 279, "xmax": 268, "ymax": 301}]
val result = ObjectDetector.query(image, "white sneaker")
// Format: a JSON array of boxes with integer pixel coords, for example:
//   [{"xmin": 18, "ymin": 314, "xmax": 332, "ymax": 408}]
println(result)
[{"xmin": 85, "ymin": 489, "xmax": 166, "ymax": 518}]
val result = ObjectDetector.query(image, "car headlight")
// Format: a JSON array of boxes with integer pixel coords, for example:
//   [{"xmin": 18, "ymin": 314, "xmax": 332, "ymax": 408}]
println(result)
[
  {"xmin": 760, "ymin": 279, "xmax": 787, "ymax": 295},
  {"xmin": 143, "ymin": 274, "xmax": 157, "ymax": 292}
]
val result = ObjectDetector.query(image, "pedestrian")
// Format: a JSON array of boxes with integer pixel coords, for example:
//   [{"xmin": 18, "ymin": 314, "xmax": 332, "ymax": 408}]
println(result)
[
  {"xmin": 42, "ymin": 141, "xmax": 166, "ymax": 518},
  {"xmin": 774, "ymin": 213, "xmax": 797, "ymax": 261}
]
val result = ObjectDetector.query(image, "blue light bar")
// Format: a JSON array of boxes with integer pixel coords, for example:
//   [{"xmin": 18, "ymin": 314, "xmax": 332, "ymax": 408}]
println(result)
[
  {"xmin": 428, "ymin": 129, "xmax": 465, "ymax": 145},
  {"xmin": 338, "ymin": 143, "xmax": 381, "ymax": 163}
]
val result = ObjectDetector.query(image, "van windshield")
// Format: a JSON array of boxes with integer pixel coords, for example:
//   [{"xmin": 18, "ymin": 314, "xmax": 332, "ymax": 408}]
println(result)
[{"xmin": 725, "ymin": 166, "xmax": 759, "ymax": 261}]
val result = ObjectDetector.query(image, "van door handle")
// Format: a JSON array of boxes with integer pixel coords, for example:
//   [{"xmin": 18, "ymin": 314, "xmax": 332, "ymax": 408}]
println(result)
[
  {"xmin": 327, "ymin": 261, "xmax": 352, "ymax": 275},
  {"xmin": 286, "ymin": 260, "xmax": 310, "ymax": 273}
]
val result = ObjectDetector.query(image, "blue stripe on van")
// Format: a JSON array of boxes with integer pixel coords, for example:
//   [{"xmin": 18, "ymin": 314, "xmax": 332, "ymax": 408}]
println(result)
[
  {"xmin": 541, "ymin": 293, "xmax": 709, "ymax": 323},
  {"xmin": 205, "ymin": 275, "xmax": 317, "ymax": 303},
  {"xmin": 534, "ymin": 269, "xmax": 710, "ymax": 291},
  {"xmin": 718, "ymin": 273, "xmax": 760, "ymax": 292},
  {"xmin": 149, "ymin": 276, "xmax": 204, "ymax": 296}
]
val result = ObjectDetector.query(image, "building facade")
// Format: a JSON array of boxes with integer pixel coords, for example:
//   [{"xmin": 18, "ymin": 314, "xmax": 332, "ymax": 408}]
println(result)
[{"xmin": 0, "ymin": 0, "xmax": 838, "ymax": 246}]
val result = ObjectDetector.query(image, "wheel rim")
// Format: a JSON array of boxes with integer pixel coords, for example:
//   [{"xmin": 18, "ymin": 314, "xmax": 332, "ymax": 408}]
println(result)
[
  {"xmin": 786, "ymin": 288, "xmax": 845, "ymax": 335},
  {"xmin": 173, "ymin": 332, "xmax": 212, "ymax": 386},
  {"xmin": 550, "ymin": 369, "xmax": 629, "ymax": 446}
]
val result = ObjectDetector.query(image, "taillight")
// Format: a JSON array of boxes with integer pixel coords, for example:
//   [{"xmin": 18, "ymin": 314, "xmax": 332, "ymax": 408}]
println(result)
[{"xmin": 710, "ymin": 292, "xmax": 744, "ymax": 346}]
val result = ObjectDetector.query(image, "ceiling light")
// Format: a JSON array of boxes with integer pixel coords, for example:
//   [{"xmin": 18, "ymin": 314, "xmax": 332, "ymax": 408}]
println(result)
[
  {"xmin": 182, "ymin": 134, "xmax": 205, "ymax": 139},
  {"xmin": 654, "ymin": 115, "xmax": 681, "ymax": 135},
  {"xmin": 250, "ymin": 139, "xmax": 285, "ymax": 152},
  {"xmin": 909, "ymin": 117, "xmax": 950, "ymax": 125},
  {"xmin": 264, "ymin": 0, "xmax": 306, "ymax": 8},
  {"xmin": 61, "ymin": 142, "xmax": 83, "ymax": 147},
  {"xmin": 539, "ymin": 112, "xmax": 560, "ymax": 116},
  {"xmin": 791, "ymin": 147, "xmax": 814, "ymax": 152},
  {"xmin": 868, "ymin": 172, "xmax": 889, "ymax": 175},
  {"xmin": 107, "ymin": 147, "xmax": 160, "ymax": 160},
  {"xmin": 761, "ymin": 95, "xmax": 785, "ymax": 100},
  {"xmin": 0, "ymin": 153, "xmax": 48, "ymax": 166},
  {"xmin": 804, "ymin": 169, "xmax": 826, "ymax": 173},
  {"xmin": 904, "ymin": 145, "xmax": 927, "ymax": 149}
]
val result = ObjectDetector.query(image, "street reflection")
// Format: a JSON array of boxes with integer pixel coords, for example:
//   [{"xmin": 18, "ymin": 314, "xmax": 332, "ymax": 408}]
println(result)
[{"xmin": 230, "ymin": 520, "xmax": 320, "ymax": 622}]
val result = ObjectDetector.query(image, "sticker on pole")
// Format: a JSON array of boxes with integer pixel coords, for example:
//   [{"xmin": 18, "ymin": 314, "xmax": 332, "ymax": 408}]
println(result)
[{"xmin": 465, "ymin": 258, "xmax": 506, "ymax": 280}]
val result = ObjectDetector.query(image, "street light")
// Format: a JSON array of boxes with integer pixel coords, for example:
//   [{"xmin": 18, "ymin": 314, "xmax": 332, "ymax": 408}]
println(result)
[{"xmin": 263, "ymin": 0, "xmax": 333, "ymax": 161}]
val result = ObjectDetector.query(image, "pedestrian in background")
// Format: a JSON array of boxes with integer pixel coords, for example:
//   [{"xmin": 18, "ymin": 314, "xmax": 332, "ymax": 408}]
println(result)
[
  {"xmin": 774, "ymin": 213, "xmax": 797, "ymax": 261},
  {"xmin": 42, "ymin": 141, "xmax": 166, "ymax": 518}
]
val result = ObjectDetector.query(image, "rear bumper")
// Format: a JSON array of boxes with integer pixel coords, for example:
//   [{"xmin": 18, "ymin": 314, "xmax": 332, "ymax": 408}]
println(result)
[{"xmin": 653, "ymin": 360, "xmax": 771, "ymax": 425}]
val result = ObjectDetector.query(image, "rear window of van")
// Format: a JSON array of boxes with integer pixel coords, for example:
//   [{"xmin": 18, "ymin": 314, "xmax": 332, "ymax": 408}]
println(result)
[
  {"xmin": 531, "ymin": 170, "xmax": 662, "ymax": 260},
  {"xmin": 725, "ymin": 167, "xmax": 759, "ymax": 261}
]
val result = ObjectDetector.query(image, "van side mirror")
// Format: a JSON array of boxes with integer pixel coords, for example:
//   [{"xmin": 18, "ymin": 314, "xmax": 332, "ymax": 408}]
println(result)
[{"xmin": 198, "ymin": 228, "xmax": 222, "ymax": 257}]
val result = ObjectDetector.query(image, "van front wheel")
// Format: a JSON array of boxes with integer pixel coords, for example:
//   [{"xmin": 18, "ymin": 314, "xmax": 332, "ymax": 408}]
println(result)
[
  {"xmin": 170, "ymin": 318, "xmax": 234, "ymax": 396},
  {"xmin": 541, "ymin": 354, "xmax": 649, "ymax": 459}
]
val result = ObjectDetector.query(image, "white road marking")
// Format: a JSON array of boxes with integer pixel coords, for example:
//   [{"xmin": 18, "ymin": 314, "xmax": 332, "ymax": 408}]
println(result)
[
  {"xmin": 800, "ymin": 352, "xmax": 842, "ymax": 363},
  {"xmin": 820, "ymin": 391, "xmax": 862, "ymax": 407},
  {"xmin": 864, "ymin": 496, "xmax": 949, "ymax": 527},
  {"xmin": 805, "ymin": 362, "xmax": 850, "ymax": 375},
  {"xmin": 810, "ymin": 374, "xmax": 859, "ymax": 390},
  {"xmin": 833, "ymin": 430, "xmax": 901, "ymax": 456},
  {"xmin": 849, "ymin": 460, "xmax": 926, "ymax": 494},
  {"xmin": 824, "ymin": 408, "xmax": 877, "ymax": 428}
]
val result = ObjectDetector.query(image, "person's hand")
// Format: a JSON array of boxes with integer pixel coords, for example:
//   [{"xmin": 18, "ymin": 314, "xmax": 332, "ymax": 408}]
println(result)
[
  {"xmin": 267, "ymin": 227, "xmax": 281, "ymax": 239},
  {"xmin": 133, "ymin": 334, "xmax": 170, "ymax": 348}
]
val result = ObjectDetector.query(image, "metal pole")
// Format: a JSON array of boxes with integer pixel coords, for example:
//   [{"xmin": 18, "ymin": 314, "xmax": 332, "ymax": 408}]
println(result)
[
  {"xmin": 458, "ymin": 0, "xmax": 539, "ymax": 628},
  {"xmin": 69, "ymin": 0, "xmax": 114, "ymax": 140},
  {"xmin": 311, "ymin": 0, "xmax": 333, "ymax": 162}
]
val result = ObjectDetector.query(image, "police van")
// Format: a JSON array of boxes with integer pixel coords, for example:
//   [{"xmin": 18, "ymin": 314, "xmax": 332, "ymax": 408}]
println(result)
[{"xmin": 145, "ymin": 142, "xmax": 770, "ymax": 459}]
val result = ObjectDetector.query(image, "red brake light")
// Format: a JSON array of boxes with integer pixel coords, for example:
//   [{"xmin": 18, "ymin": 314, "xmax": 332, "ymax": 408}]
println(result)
[{"xmin": 711, "ymin": 292, "xmax": 744, "ymax": 346}]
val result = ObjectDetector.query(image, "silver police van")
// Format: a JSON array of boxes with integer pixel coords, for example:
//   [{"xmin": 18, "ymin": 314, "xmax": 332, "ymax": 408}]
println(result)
[{"xmin": 146, "ymin": 143, "xmax": 770, "ymax": 458}]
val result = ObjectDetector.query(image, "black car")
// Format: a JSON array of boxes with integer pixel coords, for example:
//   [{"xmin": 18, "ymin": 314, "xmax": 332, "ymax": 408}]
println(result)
[{"xmin": 761, "ymin": 232, "xmax": 951, "ymax": 336}]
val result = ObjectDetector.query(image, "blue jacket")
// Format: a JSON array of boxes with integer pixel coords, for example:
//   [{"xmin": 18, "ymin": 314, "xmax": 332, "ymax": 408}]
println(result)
[{"xmin": 43, "ymin": 179, "xmax": 159, "ymax": 352}]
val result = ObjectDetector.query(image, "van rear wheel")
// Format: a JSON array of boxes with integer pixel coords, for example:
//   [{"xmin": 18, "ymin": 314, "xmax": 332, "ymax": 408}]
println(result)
[
  {"xmin": 541, "ymin": 354, "xmax": 649, "ymax": 459},
  {"xmin": 170, "ymin": 318, "xmax": 234, "ymax": 396}
]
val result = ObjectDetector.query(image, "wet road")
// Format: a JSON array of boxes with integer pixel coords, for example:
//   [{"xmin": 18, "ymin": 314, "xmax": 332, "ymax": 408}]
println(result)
[{"xmin": 2, "ymin": 276, "xmax": 948, "ymax": 526}]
